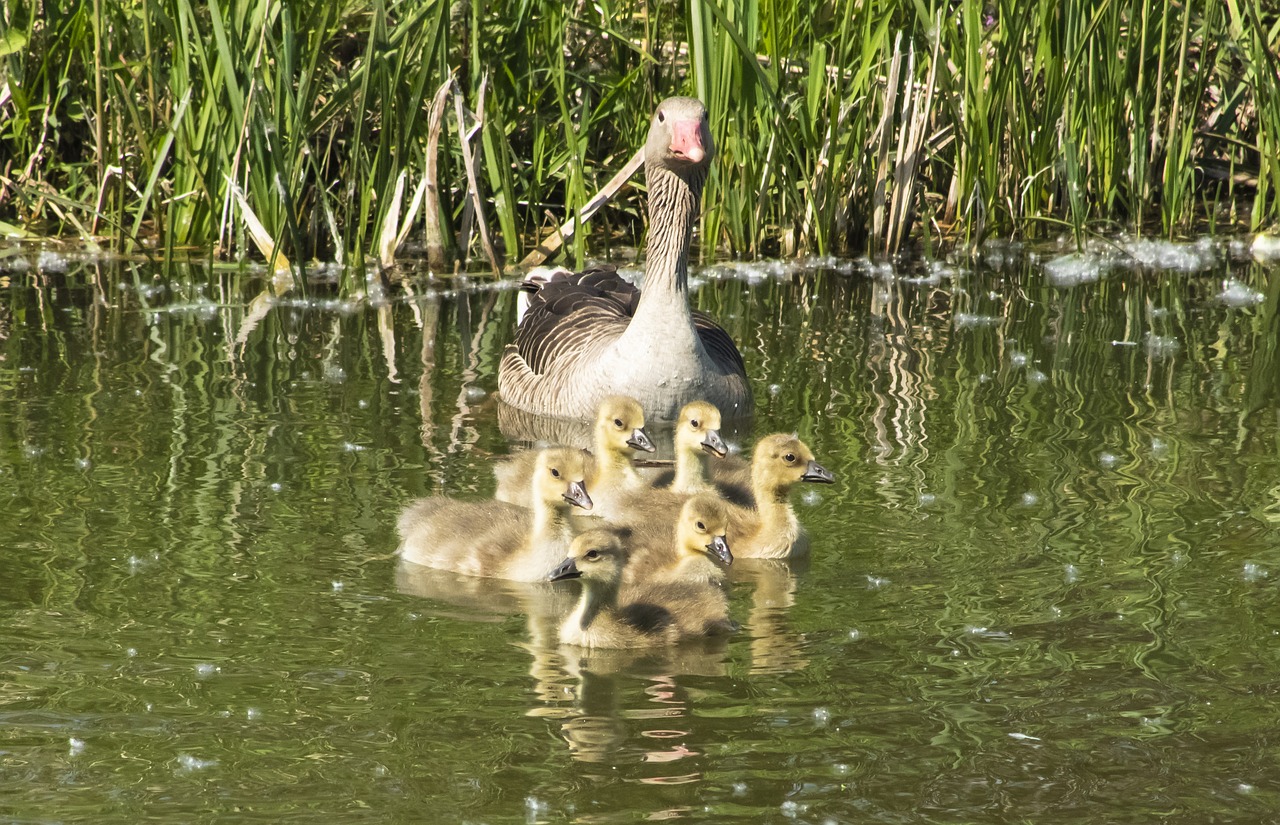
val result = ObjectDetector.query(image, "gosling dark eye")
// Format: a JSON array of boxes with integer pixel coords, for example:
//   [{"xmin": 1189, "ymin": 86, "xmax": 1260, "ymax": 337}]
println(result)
[
  {"xmin": 585, "ymin": 550, "xmax": 600, "ymax": 560},
  {"xmin": 614, "ymin": 418, "xmax": 623, "ymax": 428},
  {"xmin": 784, "ymin": 453, "xmax": 796, "ymax": 463},
  {"xmin": 551, "ymin": 468, "xmax": 561, "ymax": 478},
  {"xmin": 696, "ymin": 521, "xmax": 706, "ymax": 531},
  {"xmin": 690, "ymin": 419, "xmax": 700, "ymax": 429}
]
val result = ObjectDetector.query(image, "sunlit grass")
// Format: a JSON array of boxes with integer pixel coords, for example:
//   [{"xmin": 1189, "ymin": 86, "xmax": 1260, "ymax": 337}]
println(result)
[{"xmin": 2, "ymin": 0, "xmax": 1279, "ymax": 291}]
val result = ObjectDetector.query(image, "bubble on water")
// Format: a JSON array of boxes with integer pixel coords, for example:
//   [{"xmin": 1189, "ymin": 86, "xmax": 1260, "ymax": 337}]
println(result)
[
  {"xmin": 1243, "ymin": 563, "xmax": 1268, "ymax": 582},
  {"xmin": 1044, "ymin": 252, "xmax": 1108, "ymax": 287},
  {"xmin": 1237, "ymin": 782, "xmax": 1256, "ymax": 794},
  {"xmin": 1027, "ymin": 369, "xmax": 1047, "ymax": 384},
  {"xmin": 269, "ymin": 482, "xmax": 283, "ymax": 493},
  {"xmin": 866, "ymin": 575, "xmax": 890, "ymax": 589},
  {"xmin": 75, "ymin": 458, "xmax": 92, "ymax": 470},
  {"xmin": 195, "ymin": 663, "xmax": 220, "ymax": 678},
  {"xmin": 918, "ymin": 492, "xmax": 936, "ymax": 506},
  {"xmin": 176, "ymin": 754, "xmax": 218, "ymax": 772},
  {"xmin": 358, "ymin": 399, "xmax": 370, "ymax": 409},
  {"xmin": 780, "ymin": 800, "xmax": 805, "ymax": 818},
  {"xmin": 464, "ymin": 385, "xmax": 487, "ymax": 402},
  {"xmin": 1098, "ymin": 452, "xmax": 1119, "ymax": 469},
  {"xmin": 1008, "ymin": 732, "xmax": 1041, "ymax": 741},
  {"xmin": 22, "ymin": 444, "xmax": 44, "ymax": 460},
  {"xmin": 323, "ymin": 365, "xmax": 347, "ymax": 384},
  {"xmin": 801, "ymin": 490, "xmax": 823, "ymax": 506},
  {"xmin": 1144, "ymin": 333, "xmax": 1180, "ymax": 359},
  {"xmin": 848, "ymin": 629, "xmax": 862, "ymax": 641},
  {"xmin": 246, "ymin": 708, "xmax": 261, "ymax": 720},
  {"xmin": 1021, "ymin": 492, "xmax": 1039, "ymax": 506},
  {"xmin": 1219, "ymin": 279, "xmax": 1265, "ymax": 307},
  {"xmin": 341, "ymin": 442, "xmax": 365, "ymax": 452},
  {"xmin": 126, "ymin": 648, "xmax": 138, "ymax": 658},
  {"xmin": 1150, "ymin": 437, "xmax": 1168, "ymax": 458},
  {"xmin": 1065, "ymin": 564, "xmax": 1080, "ymax": 583},
  {"xmin": 1011, "ymin": 352, "xmax": 1028, "ymax": 367},
  {"xmin": 732, "ymin": 782, "xmax": 749, "ymax": 797},
  {"xmin": 525, "ymin": 795, "xmax": 549, "ymax": 822},
  {"xmin": 832, "ymin": 763, "xmax": 852, "ymax": 776},
  {"xmin": 68, "ymin": 737, "xmax": 85, "ymax": 756},
  {"xmin": 812, "ymin": 707, "xmax": 831, "ymax": 727},
  {"xmin": 767, "ymin": 383, "xmax": 782, "ymax": 397}
]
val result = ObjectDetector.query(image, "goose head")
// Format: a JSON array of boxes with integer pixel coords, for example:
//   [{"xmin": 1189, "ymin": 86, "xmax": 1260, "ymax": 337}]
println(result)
[
  {"xmin": 647, "ymin": 97, "xmax": 715, "ymax": 171},
  {"xmin": 677, "ymin": 493, "xmax": 733, "ymax": 566},
  {"xmin": 548, "ymin": 529, "xmax": 629, "ymax": 584},
  {"xmin": 534, "ymin": 447, "xmax": 594, "ymax": 511},
  {"xmin": 675, "ymin": 400, "xmax": 727, "ymax": 459},
  {"xmin": 751, "ymin": 434, "xmax": 835, "ymax": 495},
  {"xmin": 595, "ymin": 395, "xmax": 655, "ymax": 457}
]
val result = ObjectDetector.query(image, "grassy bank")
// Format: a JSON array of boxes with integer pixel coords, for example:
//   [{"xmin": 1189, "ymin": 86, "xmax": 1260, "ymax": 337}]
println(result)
[{"xmin": 2, "ymin": 0, "xmax": 1279, "ymax": 285}]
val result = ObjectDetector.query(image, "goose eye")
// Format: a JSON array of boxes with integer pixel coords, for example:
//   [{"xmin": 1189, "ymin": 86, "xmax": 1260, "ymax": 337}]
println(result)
[
  {"xmin": 690, "ymin": 419, "xmax": 700, "ymax": 429},
  {"xmin": 696, "ymin": 521, "xmax": 706, "ymax": 531},
  {"xmin": 784, "ymin": 453, "xmax": 796, "ymax": 463},
  {"xmin": 584, "ymin": 549, "xmax": 600, "ymax": 561},
  {"xmin": 613, "ymin": 418, "xmax": 624, "ymax": 428},
  {"xmin": 658, "ymin": 110, "xmax": 666, "ymax": 123},
  {"xmin": 551, "ymin": 468, "xmax": 561, "ymax": 478}
]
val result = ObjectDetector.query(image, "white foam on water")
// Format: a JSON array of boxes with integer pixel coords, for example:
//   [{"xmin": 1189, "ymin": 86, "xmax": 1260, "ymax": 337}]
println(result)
[
  {"xmin": 176, "ymin": 754, "xmax": 219, "ymax": 772},
  {"xmin": 37, "ymin": 250, "xmax": 70, "ymax": 273},
  {"xmin": 953, "ymin": 312, "xmax": 999, "ymax": 329},
  {"xmin": 68, "ymin": 738, "xmax": 85, "ymax": 756},
  {"xmin": 1044, "ymin": 251, "xmax": 1109, "ymax": 287},
  {"xmin": 1121, "ymin": 237, "xmax": 1215, "ymax": 271},
  {"xmin": 1098, "ymin": 452, "xmax": 1119, "ymax": 469},
  {"xmin": 1021, "ymin": 492, "xmax": 1039, "ymax": 506},
  {"xmin": 1219, "ymin": 279, "xmax": 1265, "ymax": 307},
  {"xmin": 1251, "ymin": 233, "xmax": 1280, "ymax": 261},
  {"xmin": 1065, "ymin": 564, "xmax": 1080, "ymax": 583},
  {"xmin": 1144, "ymin": 333, "xmax": 1180, "ymax": 359}
]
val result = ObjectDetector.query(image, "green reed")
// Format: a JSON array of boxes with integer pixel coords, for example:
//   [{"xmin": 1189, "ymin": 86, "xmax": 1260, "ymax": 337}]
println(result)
[{"xmin": 2, "ymin": 0, "xmax": 1279, "ymax": 287}]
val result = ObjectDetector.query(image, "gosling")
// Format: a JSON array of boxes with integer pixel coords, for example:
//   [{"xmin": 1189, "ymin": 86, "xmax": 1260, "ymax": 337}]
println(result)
[
  {"xmin": 494, "ymin": 395, "xmax": 655, "ymax": 518},
  {"xmin": 398, "ymin": 447, "xmax": 593, "ymax": 581},
  {"xmin": 724, "ymin": 433, "xmax": 834, "ymax": 559},
  {"xmin": 623, "ymin": 493, "xmax": 733, "ymax": 587},
  {"xmin": 548, "ymin": 530, "xmax": 736, "ymax": 648}
]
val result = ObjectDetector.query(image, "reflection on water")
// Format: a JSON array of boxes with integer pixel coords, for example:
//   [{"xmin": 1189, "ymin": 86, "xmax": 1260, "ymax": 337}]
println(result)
[{"xmin": 2, "ymin": 238, "xmax": 1280, "ymax": 821}]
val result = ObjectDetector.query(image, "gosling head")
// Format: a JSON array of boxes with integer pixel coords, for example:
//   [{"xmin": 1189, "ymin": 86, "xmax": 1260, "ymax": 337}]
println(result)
[
  {"xmin": 547, "ymin": 529, "xmax": 629, "ymax": 584},
  {"xmin": 533, "ymin": 447, "xmax": 593, "ymax": 512},
  {"xmin": 751, "ymin": 434, "xmax": 835, "ymax": 493},
  {"xmin": 595, "ymin": 395, "xmax": 655, "ymax": 455},
  {"xmin": 675, "ymin": 400, "xmax": 727, "ymax": 458},
  {"xmin": 677, "ymin": 493, "xmax": 733, "ymax": 566},
  {"xmin": 647, "ymin": 97, "xmax": 715, "ymax": 170}
]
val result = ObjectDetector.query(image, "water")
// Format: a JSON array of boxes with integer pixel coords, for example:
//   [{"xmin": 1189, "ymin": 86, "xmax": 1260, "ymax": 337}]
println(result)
[{"xmin": 2, "ymin": 239, "xmax": 1279, "ymax": 822}]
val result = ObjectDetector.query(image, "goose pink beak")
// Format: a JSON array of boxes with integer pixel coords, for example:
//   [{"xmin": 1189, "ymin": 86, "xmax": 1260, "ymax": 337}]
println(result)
[{"xmin": 669, "ymin": 119, "xmax": 706, "ymax": 164}]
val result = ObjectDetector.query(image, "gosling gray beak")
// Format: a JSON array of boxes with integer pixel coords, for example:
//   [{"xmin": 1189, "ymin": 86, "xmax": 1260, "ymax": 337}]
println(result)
[
  {"xmin": 563, "ymin": 480, "xmax": 593, "ymax": 511},
  {"xmin": 548, "ymin": 557, "xmax": 581, "ymax": 582},
  {"xmin": 801, "ymin": 460, "xmax": 835, "ymax": 484},
  {"xmin": 627, "ymin": 427, "xmax": 656, "ymax": 453},
  {"xmin": 700, "ymin": 429, "xmax": 728, "ymax": 458},
  {"xmin": 706, "ymin": 535, "xmax": 733, "ymax": 566}
]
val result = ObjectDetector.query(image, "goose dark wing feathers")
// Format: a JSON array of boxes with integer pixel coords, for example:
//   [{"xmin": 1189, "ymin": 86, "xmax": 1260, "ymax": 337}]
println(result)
[{"xmin": 515, "ymin": 265, "xmax": 742, "ymax": 377}]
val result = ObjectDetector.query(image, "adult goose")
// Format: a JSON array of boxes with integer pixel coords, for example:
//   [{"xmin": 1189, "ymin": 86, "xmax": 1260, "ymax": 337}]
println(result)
[{"xmin": 498, "ymin": 97, "xmax": 752, "ymax": 423}]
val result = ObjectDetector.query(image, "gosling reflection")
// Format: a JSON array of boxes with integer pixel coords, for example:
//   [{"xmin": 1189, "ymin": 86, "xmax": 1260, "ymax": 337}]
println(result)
[
  {"xmin": 522, "ymin": 630, "xmax": 730, "ymax": 766},
  {"xmin": 731, "ymin": 556, "xmax": 811, "ymax": 675}
]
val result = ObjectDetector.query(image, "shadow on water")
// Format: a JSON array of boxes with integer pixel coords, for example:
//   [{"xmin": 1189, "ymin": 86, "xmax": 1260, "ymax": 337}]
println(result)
[{"xmin": 2, "ymin": 238, "xmax": 1280, "ymax": 821}]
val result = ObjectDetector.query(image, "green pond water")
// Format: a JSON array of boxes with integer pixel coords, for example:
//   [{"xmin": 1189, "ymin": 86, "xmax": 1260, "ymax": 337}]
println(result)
[{"xmin": 2, "ymin": 238, "xmax": 1279, "ymax": 823}]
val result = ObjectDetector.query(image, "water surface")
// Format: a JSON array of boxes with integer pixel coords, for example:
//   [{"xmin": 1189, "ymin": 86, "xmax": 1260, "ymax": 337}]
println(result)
[{"xmin": 2, "ymin": 239, "xmax": 1279, "ymax": 822}]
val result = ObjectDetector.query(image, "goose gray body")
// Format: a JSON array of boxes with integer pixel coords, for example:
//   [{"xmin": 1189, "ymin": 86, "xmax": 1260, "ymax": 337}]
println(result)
[{"xmin": 498, "ymin": 98, "xmax": 752, "ymax": 423}]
